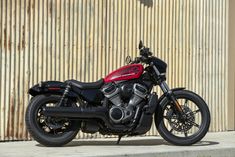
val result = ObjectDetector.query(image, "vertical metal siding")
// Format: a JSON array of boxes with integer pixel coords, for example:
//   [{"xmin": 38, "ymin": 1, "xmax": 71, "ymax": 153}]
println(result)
[{"xmin": 0, "ymin": 0, "xmax": 228, "ymax": 141}]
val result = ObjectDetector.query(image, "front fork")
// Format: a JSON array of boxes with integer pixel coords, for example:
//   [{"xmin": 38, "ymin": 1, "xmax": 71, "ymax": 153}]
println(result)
[
  {"xmin": 159, "ymin": 81, "xmax": 183, "ymax": 113},
  {"xmin": 151, "ymin": 63, "xmax": 183, "ymax": 113}
]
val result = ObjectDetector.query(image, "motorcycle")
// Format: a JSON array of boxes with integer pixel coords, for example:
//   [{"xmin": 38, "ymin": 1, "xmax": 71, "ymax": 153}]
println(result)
[{"xmin": 25, "ymin": 41, "xmax": 210, "ymax": 146}]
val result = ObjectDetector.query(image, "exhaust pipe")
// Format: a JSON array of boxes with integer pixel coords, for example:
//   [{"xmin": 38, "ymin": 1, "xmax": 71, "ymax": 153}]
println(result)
[
  {"xmin": 42, "ymin": 104, "xmax": 145, "ymax": 133},
  {"xmin": 42, "ymin": 106, "xmax": 108, "ymax": 119},
  {"xmin": 42, "ymin": 106, "xmax": 129, "ymax": 132}
]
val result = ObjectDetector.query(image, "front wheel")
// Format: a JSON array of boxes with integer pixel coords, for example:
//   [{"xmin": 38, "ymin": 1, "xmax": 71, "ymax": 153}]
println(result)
[{"xmin": 155, "ymin": 90, "xmax": 210, "ymax": 146}]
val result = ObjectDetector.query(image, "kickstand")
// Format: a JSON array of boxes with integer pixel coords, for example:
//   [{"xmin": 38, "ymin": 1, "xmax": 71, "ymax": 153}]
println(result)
[{"xmin": 116, "ymin": 135, "xmax": 123, "ymax": 145}]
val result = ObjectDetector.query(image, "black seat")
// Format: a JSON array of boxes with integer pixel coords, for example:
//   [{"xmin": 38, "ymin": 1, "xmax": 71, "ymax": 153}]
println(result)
[{"xmin": 66, "ymin": 79, "xmax": 104, "ymax": 89}]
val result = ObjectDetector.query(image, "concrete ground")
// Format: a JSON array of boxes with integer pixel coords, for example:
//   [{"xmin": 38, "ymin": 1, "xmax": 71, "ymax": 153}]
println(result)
[{"xmin": 0, "ymin": 131, "xmax": 234, "ymax": 157}]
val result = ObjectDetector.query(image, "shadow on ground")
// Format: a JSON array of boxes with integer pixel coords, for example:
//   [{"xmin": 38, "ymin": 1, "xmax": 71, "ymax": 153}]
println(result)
[
  {"xmin": 67, "ymin": 138, "xmax": 166, "ymax": 146},
  {"xmin": 36, "ymin": 138, "xmax": 219, "ymax": 147}
]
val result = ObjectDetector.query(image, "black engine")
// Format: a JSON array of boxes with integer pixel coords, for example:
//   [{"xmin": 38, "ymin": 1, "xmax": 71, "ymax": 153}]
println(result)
[{"xmin": 101, "ymin": 82, "xmax": 148, "ymax": 124}]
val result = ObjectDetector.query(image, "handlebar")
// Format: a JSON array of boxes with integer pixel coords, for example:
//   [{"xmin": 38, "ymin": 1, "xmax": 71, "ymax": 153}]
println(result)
[
  {"xmin": 128, "ymin": 41, "xmax": 154, "ymax": 64},
  {"xmin": 131, "ymin": 46, "xmax": 152, "ymax": 64}
]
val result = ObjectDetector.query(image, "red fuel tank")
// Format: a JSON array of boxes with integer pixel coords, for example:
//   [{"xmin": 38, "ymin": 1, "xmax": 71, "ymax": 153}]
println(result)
[{"xmin": 104, "ymin": 64, "xmax": 144, "ymax": 83}]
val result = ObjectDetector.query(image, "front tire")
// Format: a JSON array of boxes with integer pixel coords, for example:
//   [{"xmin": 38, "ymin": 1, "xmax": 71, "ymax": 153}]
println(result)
[
  {"xmin": 155, "ymin": 90, "xmax": 210, "ymax": 146},
  {"xmin": 25, "ymin": 94, "xmax": 80, "ymax": 147}
]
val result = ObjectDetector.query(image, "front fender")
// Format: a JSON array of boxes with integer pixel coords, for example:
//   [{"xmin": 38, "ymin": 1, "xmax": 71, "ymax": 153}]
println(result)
[{"xmin": 28, "ymin": 81, "xmax": 78, "ymax": 98}]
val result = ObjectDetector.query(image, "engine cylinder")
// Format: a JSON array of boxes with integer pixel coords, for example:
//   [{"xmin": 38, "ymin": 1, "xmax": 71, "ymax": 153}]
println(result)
[
  {"xmin": 101, "ymin": 83, "xmax": 122, "ymax": 106},
  {"xmin": 128, "ymin": 83, "xmax": 148, "ymax": 106}
]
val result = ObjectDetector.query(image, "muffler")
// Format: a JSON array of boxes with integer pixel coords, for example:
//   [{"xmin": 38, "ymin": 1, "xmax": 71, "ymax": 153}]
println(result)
[
  {"xmin": 42, "ymin": 106, "xmax": 135, "ymax": 133},
  {"xmin": 42, "ymin": 106, "xmax": 108, "ymax": 119}
]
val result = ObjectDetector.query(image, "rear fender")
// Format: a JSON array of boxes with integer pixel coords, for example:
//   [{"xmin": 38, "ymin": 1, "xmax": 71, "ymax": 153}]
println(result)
[{"xmin": 28, "ymin": 81, "xmax": 78, "ymax": 98}]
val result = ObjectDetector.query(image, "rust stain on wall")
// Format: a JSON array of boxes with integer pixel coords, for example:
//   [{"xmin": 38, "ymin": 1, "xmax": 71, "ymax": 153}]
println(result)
[
  {"xmin": 17, "ymin": 43, "xmax": 20, "ymax": 52},
  {"xmin": 22, "ymin": 25, "xmax": 26, "ymax": 49},
  {"xmin": 49, "ymin": 1, "xmax": 53, "ymax": 16},
  {"xmin": 8, "ymin": 39, "xmax": 11, "ymax": 51},
  {"xmin": 27, "ymin": 3, "xmax": 30, "ymax": 15},
  {"xmin": 3, "ymin": 28, "xmax": 7, "ymax": 50},
  {"xmin": 10, "ymin": 96, "xmax": 15, "ymax": 138}
]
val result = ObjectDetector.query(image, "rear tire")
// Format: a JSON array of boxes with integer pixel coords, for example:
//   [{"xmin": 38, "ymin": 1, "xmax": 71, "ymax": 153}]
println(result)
[
  {"xmin": 155, "ymin": 90, "xmax": 210, "ymax": 146},
  {"xmin": 25, "ymin": 94, "xmax": 80, "ymax": 147}
]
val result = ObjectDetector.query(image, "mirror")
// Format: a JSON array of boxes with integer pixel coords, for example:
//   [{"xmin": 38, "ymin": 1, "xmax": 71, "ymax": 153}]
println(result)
[
  {"xmin": 139, "ymin": 40, "xmax": 144, "ymax": 49},
  {"xmin": 125, "ymin": 56, "xmax": 132, "ymax": 64}
]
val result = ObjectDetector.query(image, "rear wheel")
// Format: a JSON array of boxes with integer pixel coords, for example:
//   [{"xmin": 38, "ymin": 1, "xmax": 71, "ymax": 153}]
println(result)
[
  {"xmin": 25, "ymin": 94, "xmax": 80, "ymax": 147},
  {"xmin": 155, "ymin": 90, "xmax": 210, "ymax": 146}
]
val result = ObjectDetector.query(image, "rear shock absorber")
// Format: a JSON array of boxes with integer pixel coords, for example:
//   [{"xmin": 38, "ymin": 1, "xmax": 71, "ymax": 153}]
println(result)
[{"xmin": 58, "ymin": 84, "xmax": 71, "ymax": 107}]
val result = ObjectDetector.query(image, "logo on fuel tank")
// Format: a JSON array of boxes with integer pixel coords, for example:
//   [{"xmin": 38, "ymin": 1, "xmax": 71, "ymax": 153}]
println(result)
[{"xmin": 117, "ymin": 66, "xmax": 141, "ymax": 77}]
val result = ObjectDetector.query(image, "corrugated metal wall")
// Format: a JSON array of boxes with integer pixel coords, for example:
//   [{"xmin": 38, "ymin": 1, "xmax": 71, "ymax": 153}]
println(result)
[{"xmin": 0, "ymin": 0, "xmax": 228, "ymax": 141}]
